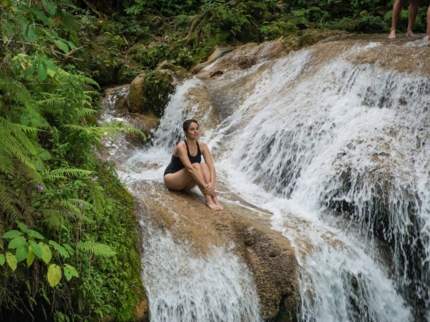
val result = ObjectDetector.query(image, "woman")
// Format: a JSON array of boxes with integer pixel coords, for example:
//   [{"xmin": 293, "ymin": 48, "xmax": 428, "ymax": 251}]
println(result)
[{"xmin": 164, "ymin": 119, "xmax": 223, "ymax": 211}]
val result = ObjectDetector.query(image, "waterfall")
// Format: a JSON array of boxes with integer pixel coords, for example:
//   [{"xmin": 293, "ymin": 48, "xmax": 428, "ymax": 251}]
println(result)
[
  {"xmin": 108, "ymin": 37, "xmax": 430, "ymax": 321},
  {"xmin": 139, "ymin": 201, "xmax": 262, "ymax": 322}
]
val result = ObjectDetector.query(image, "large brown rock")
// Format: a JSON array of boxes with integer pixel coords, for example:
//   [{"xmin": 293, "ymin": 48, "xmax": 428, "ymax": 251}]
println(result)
[{"xmin": 132, "ymin": 181, "xmax": 300, "ymax": 321}]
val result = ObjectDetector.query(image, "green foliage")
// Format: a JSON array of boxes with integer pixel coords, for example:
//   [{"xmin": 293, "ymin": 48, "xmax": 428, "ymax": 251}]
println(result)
[
  {"xmin": 0, "ymin": 223, "xmax": 78, "ymax": 288},
  {"xmin": 0, "ymin": 1, "xmax": 145, "ymax": 320}
]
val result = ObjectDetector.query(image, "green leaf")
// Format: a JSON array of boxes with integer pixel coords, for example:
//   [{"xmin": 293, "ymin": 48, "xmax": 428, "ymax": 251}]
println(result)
[
  {"xmin": 39, "ymin": 242, "xmax": 52, "ymax": 264},
  {"xmin": 47, "ymin": 264, "xmax": 62, "ymax": 287},
  {"xmin": 67, "ymin": 40, "xmax": 76, "ymax": 50},
  {"xmin": 64, "ymin": 264, "xmax": 79, "ymax": 277},
  {"xmin": 27, "ymin": 248, "xmax": 35, "ymax": 267},
  {"xmin": 0, "ymin": 254, "xmax": 5, "ymax": 265},
  {"xmin": 16, "ymin": 222, "xmax": 28, "ymax": 233},
  {"xmin": 63, "ymin": 244, "xmax": 74, "ymax": 255},
  {"xmin": 29, "ymin": 240, "xmax": 43, "ymax": 258},
  {"xmin": 32, "ymin": 8, "xmax": 50, "ymax": 25},
  {"xmin": 6, "ymin": 252, "xmax": 17, "ymax": 271},
  {"xmin": 16, "ymin": 245, "xmax": 29, "ymax": 262},
  {"xmin": 2, "ymin": 230, "xmax": 22, "ymax": 239},
  {"xmin": 53, "ymin": 40, "xmax": 69, "ymax": 54},
  {"xmin": 8, "ymin": 236, "xmax": 27, "ymax": 249},
  {"xmin": 23, "ymin": 65, "xmax": 35, "ymax": 78},
  {"xmin": 49, "ymin": 240, "xmax": 69, "ymax": 258},
  {"xmin": 27, "ymin": 229, "xmax": 44, "ymax": 239},
  {"xmin": 26, "ymin": 27, "xmax": 37, "ymax": 42},
  {"xmin": 37, "ymin": 62, "xmax": 47, "ymax": 81},
  {"xmin": 43, "ymin": 1, "xmax": 57, "ymax": 16},
  {"xmin": 63, "ymin": 266, "xmax": 73, "ymax": 281}
]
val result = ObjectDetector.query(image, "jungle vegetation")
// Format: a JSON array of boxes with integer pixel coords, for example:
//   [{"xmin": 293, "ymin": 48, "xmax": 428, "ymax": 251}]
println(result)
[{"xmin": 0, "ymin": 0, "xmax": 428, "ymax": 320}]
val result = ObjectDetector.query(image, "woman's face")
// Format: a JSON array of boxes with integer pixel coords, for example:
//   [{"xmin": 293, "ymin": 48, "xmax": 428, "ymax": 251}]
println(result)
[{"xmin": 185, "ymin": 122, "xmax": 199, "ymax": 139}]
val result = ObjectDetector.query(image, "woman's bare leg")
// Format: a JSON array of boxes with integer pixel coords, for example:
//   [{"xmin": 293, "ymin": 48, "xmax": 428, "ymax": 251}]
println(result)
[
  {"xmin": 200, "ymin": 163, "xmax": 223, "ymax": 211},
  {"xmin": 164, "ymin": 164, "xmax": 222, "ymax": 210},
  {"xmin": 189, "ymin": 163, "xmax": 219, "ymax": 210},
  {"xmin": 164, "ymin": 168, "xmax": 194, "ymax": 190}
]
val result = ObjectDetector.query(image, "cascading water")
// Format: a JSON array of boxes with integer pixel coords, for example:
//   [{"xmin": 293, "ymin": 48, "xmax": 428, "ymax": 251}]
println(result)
[{"xmin": 106, "ymin": 36, "xmax": 430, "ymax": 321}]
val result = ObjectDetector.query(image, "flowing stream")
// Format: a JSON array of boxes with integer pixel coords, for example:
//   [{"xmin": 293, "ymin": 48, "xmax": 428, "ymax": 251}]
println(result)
[{"xmin": 103, "ymin": 36, "xmax": 430, "ymax": 321}]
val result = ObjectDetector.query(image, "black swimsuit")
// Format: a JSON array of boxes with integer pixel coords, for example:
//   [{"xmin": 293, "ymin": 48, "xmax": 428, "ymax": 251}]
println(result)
[{"xmin": 164, "ymin": 140, "xmax": 202, "ymax": 176}]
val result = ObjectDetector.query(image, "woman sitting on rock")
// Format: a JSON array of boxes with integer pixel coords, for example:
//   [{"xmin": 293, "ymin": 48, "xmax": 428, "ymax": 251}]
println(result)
[{"xmin": 164, "ymin": 119, "xmax": 223, "ymax": 211}]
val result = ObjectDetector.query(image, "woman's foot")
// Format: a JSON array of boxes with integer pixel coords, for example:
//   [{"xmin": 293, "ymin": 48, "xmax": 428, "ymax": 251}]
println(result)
[
  {"xmin": 388, "ymin": 30, "xmax": 396, "ymax": 39},
  {"xmin": 211, "ymin": 195, "xmax": 223, "ymax": 211},
  {"xmin": 204, "ymin": 194, "xmax": 219, "ymax": 210}
]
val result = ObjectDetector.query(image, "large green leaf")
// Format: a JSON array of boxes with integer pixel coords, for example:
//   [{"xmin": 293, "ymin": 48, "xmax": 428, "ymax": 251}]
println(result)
[
  {"xmin": 65, "ymin": 264, "xmax": 79, "ymax": 277},
  {"xmin": 26, "ymin": 27, "xmax": 37, "ymax": 42},
  {"xmin": 6, "ymin": 252, "xmax": 17, "ymax": 271},
  {"xmin": 39, "ymin": 242, "xmax": 52, "ymax": 264},
  {"xmin": 8, "ymin": 236, "xmax": 27, "ymax": 249},
  {"xmin": 27, "ymin": 248, "xmax": 35, "ymax": 267},
  {"xmin": 2, "ymin": 230, "xmax": 22, "ymax": 239},
  {"xmin": 29, "ymin": 240, "xmax": 43, "ymax": 258},
  {"xmin": 47, "ymin": 264, "xmax": 62, "ymax": 287},
  {"xmin": 0, "ymin": 254, "xmax": 5, "ymax": 265},
  {"xmin": 16, "ymin": 222, "xmax": 28, "ymax": 233},
  {"xmin": 16, "ymin": 245, "xmax": 29, "ymax": 262},
  {"xmin": 37, "ymin": 62, "xmax": 48, "ymax": 81},
  {"xmin": 53, "ymin": 40, "xmax": 69, "ymax": 54},
  {"xmin": 32, "ymin": 8, "xmax": 50, "ymax": 25},
  {"xmin": 43, "ymin": 1, "xmax": 57, "ymax": 16},
  {"xmin": 27, "ymin": 229, "xmax": 44, "ymax": 239},
  {"xmin": 49, "ymin": 240, "xmax": 69, "ymax": 258}
]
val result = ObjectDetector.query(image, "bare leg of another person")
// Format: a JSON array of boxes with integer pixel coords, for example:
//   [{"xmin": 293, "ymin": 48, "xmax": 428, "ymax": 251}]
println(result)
[
  {"xmin": 427, "ymin": 5, "xmax": 430, "ymax": 40},
  {"xmin": 389, "ymin": 0, "xmax": 405, "ymax": 39},
  {"xmin": 200, "ymin": 163, "xmax": 223, "ymax": 211},
  {"xmin": 406, "ymin": 0, "xmax": 419, "ymax": 37}
]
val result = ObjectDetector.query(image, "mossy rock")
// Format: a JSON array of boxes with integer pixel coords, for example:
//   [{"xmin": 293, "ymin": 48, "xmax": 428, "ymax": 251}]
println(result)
[{"xmin": 127, "ymin": 61, "xmax": 190, "ymax": 116}]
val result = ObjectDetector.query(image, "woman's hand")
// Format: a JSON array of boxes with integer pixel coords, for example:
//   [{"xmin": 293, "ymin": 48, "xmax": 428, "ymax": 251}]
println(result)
[{"xmin": 204, "ymin": 184, "xmax": 216, "ymax": 197}]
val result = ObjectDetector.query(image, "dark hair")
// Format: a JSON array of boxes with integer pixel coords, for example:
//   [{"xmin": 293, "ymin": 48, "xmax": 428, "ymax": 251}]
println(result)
[{"xmin": 183, "ymin": 119, "xmax": 198, "ymax": 132}]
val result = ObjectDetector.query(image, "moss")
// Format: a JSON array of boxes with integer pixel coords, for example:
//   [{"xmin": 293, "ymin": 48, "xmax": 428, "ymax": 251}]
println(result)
[{"xmin": 79, "ymin": 162, "xmax": 146, "ymax": 321}]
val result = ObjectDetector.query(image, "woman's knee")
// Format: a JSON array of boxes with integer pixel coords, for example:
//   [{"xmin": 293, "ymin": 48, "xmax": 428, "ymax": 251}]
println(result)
[{"xmin": 191, "ymin": 163, "xmax": 202, "ymax": 170}]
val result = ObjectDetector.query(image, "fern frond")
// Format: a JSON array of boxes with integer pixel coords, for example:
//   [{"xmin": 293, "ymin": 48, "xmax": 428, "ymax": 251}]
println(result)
[
  {"xmin": 41, "ymin": 209, "xmax": 63, "ymax": 229},
  {"xmin": 0, "ymin": 149, "xmax": 14, "ymax": 176},
  {"xmin": 0, "ymin": 72, "xmax": 35, "ymax": 113},
  {"xmin": 0, "ymin": 179, "xmax": 20, "ymax": 224},
  {"xmin": 78, "ymin": 240, "xmax": 116, "ymax": 257},
  {"xmin": 42, "ymin": 168, "xmax": 93, "ymax": 181},
  {"xmin": 37, "ymin": 94, "xmax": 67, "ymax": 109},
  {"xmin": 101, "ymin": 121, "xmax": 146, "ymax": 140},
  {"xmin": 0, "ymin": 117, "xmax": 39, "ymax": 171},
  {"xmin": 75, "ymin": 108, "xmax": 97, "ymax": 119},
  {"xmin": 0, "ymin": 218, "xmax": 4, "ymax": 250},
  {"xmin": 88, "ymin": 188, "xmax": 105, "ymax": 214}
]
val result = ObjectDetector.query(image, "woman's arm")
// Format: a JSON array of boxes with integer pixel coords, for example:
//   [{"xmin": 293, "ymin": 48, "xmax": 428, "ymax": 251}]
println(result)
[{"xmin": 177, "ymin": 142, "xmax": 208, "ymax": 190}]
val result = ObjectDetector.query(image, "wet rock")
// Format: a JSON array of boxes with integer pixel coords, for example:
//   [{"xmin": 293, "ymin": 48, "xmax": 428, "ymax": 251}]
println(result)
[
  {"xmin": 133, "ymin": 182, "xmax": 300, "ymax": 321},
  {"xmin": 127, "ymin": 73, "xmax": 147, "ymax": 114}
]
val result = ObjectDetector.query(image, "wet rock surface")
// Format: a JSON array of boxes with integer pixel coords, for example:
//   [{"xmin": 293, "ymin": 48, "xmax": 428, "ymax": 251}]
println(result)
[{"xmin": 133, "ymin": 181, "xmax": 299, "ymax": 321}]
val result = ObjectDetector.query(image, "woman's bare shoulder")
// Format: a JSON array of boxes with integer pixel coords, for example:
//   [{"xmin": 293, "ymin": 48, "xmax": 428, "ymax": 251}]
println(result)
[
  {"xmin": 173, "ymin": 141, "xmax": 186, "ymax": 156},
  {"xmin": 198, "ymin": 141, "xmax": 209, "ymax": 152}
]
